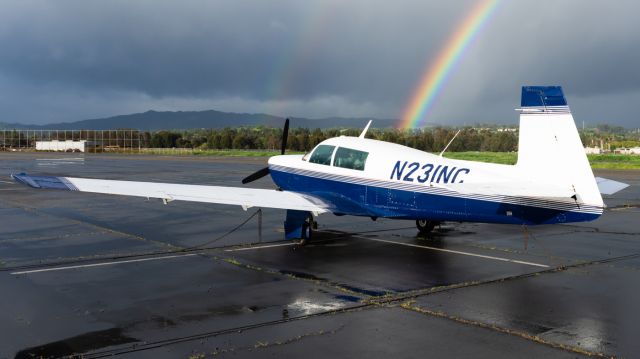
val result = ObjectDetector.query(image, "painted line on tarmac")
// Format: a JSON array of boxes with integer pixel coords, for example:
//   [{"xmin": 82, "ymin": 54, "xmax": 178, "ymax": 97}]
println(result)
[
  {"xmin": 11, "ymin": 253, "xmax": 198, "ymax": 275},
  {"xmin": 36, "ymin": 158, "xmax": 85, "ymax": 161},
  {"xmin": 0, "ymin": 180, "xmax": 15, "ymax": 184},
  {"xmin": 355, "ymin": 236, "xmax": 549, "ymax": 268},
  {"xmin": 224, "ymin": 242, "xmax": 296, "ymax": 252}
]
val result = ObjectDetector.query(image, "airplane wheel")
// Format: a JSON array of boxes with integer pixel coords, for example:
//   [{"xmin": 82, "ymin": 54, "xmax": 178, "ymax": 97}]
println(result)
[
  {"xmin": 416, "ymin": 219, "xmax": 436, "ymax": 234},
  {"xmin": 299, "ymin": 215, "xmax": 314, "ymax": 245}
]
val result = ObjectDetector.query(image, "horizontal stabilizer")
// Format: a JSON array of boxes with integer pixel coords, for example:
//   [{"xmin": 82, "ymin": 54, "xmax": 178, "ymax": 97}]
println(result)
[
  {"xmin": 595, "ymin": 177, "xmax": 630, "ymax": 195},
  {"xmin": 11, "ymin": 173, "xmax": 329, "ymax": 213}
]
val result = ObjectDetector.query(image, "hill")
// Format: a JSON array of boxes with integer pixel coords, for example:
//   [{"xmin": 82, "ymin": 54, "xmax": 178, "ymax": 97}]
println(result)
[{"xmin": 0, "ymin": 110, "xmax": 397, "ymax": 130}]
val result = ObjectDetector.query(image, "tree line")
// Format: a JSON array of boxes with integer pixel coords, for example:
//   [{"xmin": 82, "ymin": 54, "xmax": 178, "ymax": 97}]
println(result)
[
  {"xmin": 149, "ymin": 127, "xmax": 519, "ymax": 152},
  {"xmin": 3, "ymin": 124, "xmax": 637, "ymax": 152}
]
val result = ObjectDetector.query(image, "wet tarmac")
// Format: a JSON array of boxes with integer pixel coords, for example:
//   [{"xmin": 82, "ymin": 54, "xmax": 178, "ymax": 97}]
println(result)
[{"xmin": 0, "ymin": 152, "xmax": 638, "ymax": 358}]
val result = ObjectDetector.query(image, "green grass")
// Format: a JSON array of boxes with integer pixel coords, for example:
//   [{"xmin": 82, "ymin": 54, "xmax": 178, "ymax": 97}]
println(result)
[
  {"xmin": 443, "ymin": 152, "xmax": 517, "ymax": 165},
  {"xmin": 445, "ymin": 152, "xmax": 640, "ymax": 170},
  {"xmin": 586, "ymin": 153, "xmax": 640, "ymax": 170}
]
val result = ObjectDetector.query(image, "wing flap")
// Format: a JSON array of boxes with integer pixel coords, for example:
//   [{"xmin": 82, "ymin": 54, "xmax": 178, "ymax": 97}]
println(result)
[{"xmin": 12, "ymin": 173, "xmax": 329, "ymax": 213}]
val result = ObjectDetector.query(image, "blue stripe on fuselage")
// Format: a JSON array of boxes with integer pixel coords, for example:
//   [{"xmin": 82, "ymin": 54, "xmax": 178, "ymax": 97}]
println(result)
[{"xmin": 269, "ymin": 168, "xmax": 601, "ymax": 225}]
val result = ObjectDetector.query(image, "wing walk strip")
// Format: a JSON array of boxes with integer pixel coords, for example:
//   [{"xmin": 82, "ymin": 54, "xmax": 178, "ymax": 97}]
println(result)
[{"xmin": 269, "ymin": 165, "xmax": 602, "ymax": 214}]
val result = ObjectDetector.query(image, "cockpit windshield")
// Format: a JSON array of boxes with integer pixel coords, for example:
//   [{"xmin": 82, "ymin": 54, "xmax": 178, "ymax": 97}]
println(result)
[{"xmin": 308, "ymin": 145, "xmax": 335, "ymax": 165}]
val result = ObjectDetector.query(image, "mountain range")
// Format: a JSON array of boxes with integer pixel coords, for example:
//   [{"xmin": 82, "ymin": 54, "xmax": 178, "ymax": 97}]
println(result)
[{"xmin": 0, "ymin": 110, "xmax": 397, "ymax": 131}]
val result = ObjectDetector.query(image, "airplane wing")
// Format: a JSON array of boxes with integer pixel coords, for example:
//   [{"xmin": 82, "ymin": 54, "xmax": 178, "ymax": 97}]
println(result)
[{"xmin": 11, "ymin": 173, "xmax": 329, "ymax": 214}]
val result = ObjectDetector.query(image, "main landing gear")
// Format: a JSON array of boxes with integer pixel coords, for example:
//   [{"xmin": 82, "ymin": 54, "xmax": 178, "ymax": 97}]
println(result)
[
  {"xmin": 299, "ymin": 215, "xmax": 317, "ymax": 245},
  {"xmin": 416, "ymin": 219, "xmax": 438, "ymax": 235},
  {"xmin": 285, "ymin": 210, "xmax": 317, "ymax": 245}
]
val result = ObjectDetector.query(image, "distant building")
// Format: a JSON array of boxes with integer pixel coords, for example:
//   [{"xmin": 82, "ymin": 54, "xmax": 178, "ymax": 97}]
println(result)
[
  {"xmin": 614, "ymin": 147, "xmax": 640, "ymax": 155},
  {"xmin": 36, "ymin": 140, "xmax": 87, "ymax": 152},
  {"xmin": 584, "ymin": 146, "xmax": 602, "ymax": 154}
]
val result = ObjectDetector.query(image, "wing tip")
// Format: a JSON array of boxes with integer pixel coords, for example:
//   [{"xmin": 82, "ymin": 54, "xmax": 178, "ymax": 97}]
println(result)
[
  {"xmin": 11, "ymin": 173, "xmax": 77, "ymax": 191},
  {"xmin": 12, "ymin": 173, "xmax": 41, "ymax": 188}
]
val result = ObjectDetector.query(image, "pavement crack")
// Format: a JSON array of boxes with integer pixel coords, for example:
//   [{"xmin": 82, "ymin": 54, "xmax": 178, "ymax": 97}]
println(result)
[
  {"xmin": 208, "ymin": 325, "xmax": 345, "ymax": 357},
  {"xmin": 2, "ymin": 198, "xmax": 181, "ymax": 250},
  {"xmin": 215, "ymin": 255, "xmax": 370, "ymax": 299},
  {"xmin": 364, "ymin": 252, "xmax": 640, "ymax": 307},
  {"xmin": 399, "ymin": 301, "xmax": 612, "ymax": 358},
  {"xmin": 75, "ymin": 306, "xmax": 364, "ymax": 358},
  {"xmin": 0, "ymin": 230, "xmax": 111, "ymax": 243},
  {"xmin": 558, "ymin": 223, "xmax": 640, "ymax": 236}
]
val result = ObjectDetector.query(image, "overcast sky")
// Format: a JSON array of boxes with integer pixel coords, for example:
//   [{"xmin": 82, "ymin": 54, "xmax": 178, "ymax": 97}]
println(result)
[{"xmin": 1, "ymin": 0, "xmax": 639, "ymax": 127}]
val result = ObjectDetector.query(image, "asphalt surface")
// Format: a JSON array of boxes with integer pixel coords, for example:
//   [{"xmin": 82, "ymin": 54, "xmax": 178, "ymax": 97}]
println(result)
[{"xmin": 0, "ymin": 152, "xmax": 638, "ymax": 358}]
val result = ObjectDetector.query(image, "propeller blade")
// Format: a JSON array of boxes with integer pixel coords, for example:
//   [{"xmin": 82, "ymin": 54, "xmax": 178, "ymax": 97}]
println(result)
[
  {"xmin": 241, "ymin": 167, "xmax": 270, "ymax": 184},
  {"xmin": 281, "ymin": 118, "xmax": 290, "ymax": 155}
]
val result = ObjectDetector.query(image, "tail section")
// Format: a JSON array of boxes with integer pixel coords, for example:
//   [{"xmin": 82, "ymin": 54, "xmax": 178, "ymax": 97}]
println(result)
[{"xmin": 516, "ymin": 86, "xmax": 603, "ymax": 209}]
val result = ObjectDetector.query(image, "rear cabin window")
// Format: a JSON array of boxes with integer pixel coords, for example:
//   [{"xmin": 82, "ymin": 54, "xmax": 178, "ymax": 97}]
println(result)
[
  {"xmin": 309, "ymin": 145, "xmax": 335, "ymax": 165},
  {"xmin": 333, "ymin": 147, "xmax": 368, "ymax": 171}
]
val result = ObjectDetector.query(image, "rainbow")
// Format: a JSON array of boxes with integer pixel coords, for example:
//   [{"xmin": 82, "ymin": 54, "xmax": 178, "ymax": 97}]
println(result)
[
  {"xmin": 265, "ymin": 4, "xmax": 335, "ymax": 117},
  {"xmin": 399, "ymin": 0, "xmax": 500, "ymax": 129}
]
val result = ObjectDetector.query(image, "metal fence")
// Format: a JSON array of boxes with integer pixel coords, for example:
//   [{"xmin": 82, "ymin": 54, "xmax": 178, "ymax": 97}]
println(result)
[{"xmin": 0, "ymin": 129, "xmax": 143, "ymax": 153}]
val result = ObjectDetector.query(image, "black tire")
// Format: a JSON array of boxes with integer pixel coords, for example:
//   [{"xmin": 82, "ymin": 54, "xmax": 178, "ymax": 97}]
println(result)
[
  {"xmin": 299, "ymin": 215, "xmax": 313, "ymax": 245},
  {"xmin": 416, "ymin": 219, "xmax": 437, "ymax": 234}
]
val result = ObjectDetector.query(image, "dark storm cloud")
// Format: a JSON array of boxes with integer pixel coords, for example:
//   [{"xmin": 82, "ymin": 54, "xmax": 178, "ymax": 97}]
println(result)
[
  {"xmin": 0, "ymin": 0, "xmax": 639, "ymax": 126},
  {"xmin": 0, "ymin": 1, "xmax": 449, "ymax": 100}
]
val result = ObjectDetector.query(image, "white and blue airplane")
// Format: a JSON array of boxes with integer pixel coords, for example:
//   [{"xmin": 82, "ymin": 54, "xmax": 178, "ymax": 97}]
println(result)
[{"xmin": 12, "ymin": 86, "xmax": 628, "ymax": 241}]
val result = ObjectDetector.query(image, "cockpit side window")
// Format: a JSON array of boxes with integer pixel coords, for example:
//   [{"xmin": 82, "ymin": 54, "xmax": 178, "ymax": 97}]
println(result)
[
  {"xmin": 309, "ymin": 145, "xmax": 336, "ymax": 165},
  {"xmin": 333, "ymin": 147, "xmax": 368, "ymax": 171}
]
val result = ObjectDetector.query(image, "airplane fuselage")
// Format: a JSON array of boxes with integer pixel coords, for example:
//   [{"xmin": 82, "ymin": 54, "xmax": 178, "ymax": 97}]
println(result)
[{"xmin": 268, "ymin": 136, "xmax": 603, "ymax": 225}]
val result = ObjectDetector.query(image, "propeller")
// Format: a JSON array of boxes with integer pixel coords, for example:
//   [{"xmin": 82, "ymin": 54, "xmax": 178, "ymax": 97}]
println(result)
[
  {"xmin": 241, "ymin": 167, "xmax": 270, "ymax": 185},
  {"xmin": 280, "ymin": 118, "xmax": 289, "ymax": 155},
  {"xmin": 242, "ymin": 118, "xmax": 289, "ymax": 184}
]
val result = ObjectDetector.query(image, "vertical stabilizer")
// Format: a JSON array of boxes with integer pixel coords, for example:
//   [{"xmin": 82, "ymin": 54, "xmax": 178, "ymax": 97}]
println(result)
[{"xmin": 516, "ymin": 86, "xmax": 603, "ymax": 208}]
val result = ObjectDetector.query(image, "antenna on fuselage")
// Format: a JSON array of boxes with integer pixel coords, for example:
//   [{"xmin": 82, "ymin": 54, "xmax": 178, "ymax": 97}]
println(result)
[
  {"xmin": 359, "ymin": 120, "xmax": 372, "ymax": 139},
  {"xmin": 438, "ymin": 129, "xmax": 461, "ymax": 157}
]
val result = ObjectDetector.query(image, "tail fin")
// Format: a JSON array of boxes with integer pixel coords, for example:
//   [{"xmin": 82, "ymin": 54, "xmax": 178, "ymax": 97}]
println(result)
[{"xmin": 516, "ymin": 86, "xmax": 603, "ymax": 208}]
